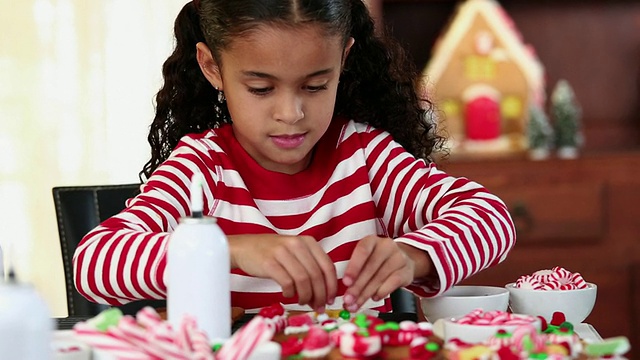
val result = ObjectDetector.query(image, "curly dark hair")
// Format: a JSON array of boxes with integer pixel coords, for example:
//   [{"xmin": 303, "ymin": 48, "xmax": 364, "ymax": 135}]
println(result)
[{"xmin": 140, "ymin": 0, "xmax": 445, "ymax": 181}]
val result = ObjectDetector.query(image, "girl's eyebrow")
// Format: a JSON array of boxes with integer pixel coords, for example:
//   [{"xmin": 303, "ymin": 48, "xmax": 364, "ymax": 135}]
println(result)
[{"xmin": 241, "ymin": 68, "xmax": 334, "ymax": 80}]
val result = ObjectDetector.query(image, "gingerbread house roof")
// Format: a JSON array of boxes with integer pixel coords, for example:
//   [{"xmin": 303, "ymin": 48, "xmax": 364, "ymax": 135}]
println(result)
[{"xmin": 423, "ymin": 0, "xmax": 545, "ymax": 101}]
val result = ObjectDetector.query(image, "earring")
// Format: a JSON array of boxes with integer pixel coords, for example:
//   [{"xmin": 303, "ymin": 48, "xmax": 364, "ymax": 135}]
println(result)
[{"xmin": 214, "ymin": 87, "xmax": 226, "ymax": 118}]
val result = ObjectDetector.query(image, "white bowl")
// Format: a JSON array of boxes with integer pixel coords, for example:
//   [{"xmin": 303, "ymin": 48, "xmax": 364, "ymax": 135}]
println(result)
[
  {"xmin": 420, "ymin": 285, "xmax": 509, "ymax": 322},
  {"xmin": 52, "ymin": 331, "xmax": 92, "ymax": 360},
  {"xmin": 505, "ymin": 282, "xmax": 597, "ymax": 324},
  {"xmin": 442, "ymin": 313, "xmax": 541, "ymax": 343}
]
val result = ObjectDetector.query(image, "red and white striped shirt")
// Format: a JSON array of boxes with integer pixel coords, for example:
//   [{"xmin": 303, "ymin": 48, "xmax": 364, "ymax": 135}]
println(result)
[{"xmin": 73, "ymin": 117, "xmax": 515, "ymax": 312}]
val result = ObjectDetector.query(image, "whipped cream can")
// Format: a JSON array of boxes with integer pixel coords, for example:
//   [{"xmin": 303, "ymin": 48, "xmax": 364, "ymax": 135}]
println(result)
[
  {"xmin": 168, "ymin": 216, "xmax": 231, "ymax": 341},
  {"xmin": 0, "ymin": 279, "xmax": 54, "ymax": 359}
]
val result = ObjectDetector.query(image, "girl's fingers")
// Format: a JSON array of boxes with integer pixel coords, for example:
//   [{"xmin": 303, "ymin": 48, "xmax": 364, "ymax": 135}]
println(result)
[
  {"xmin": 263, "ymin": 258, "xmax": 297, "ymax": 298},
  {"xmin": 347, "ymin": 243, "xmax": 414, "ymax": 310},
  {"xmin": 274, "ymin": 246, "xmax": 314, "ymax": 305},
  {"xmin": 306, "ymin": 238, "xmax": 338, "ymax": 306},
  {"xmin": 357, "ymin": 267, "xmax": 407, "ymax": 307},
  {"xmin": 293, "ymin": 239, "xmax": 328, "ymax": 309},
  {"xmin": 344, "ymin": 238, "xmax": 393, "ymax": 305},
  {"xmin": 342, "ymin": 236, "xmax": 377, "ymax": 286}
]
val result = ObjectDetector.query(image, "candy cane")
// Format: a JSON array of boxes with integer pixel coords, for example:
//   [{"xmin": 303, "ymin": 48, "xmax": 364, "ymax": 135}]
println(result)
[
  {"xmin": 146, "ymin": 322, "xmax": 190, "ymax": 359},
  {"xmin": 136, "ymin": 306, "xmax": 163, "ymax": 329},
  {"xmin": 511, "ymin": 324, "xmax": 544, "ymax": 355},
  {"xmin": 216, "ymin": 316, "xmax": 274, "ymax": 360},
  {"xmin": 486, "ymin": 330, "xmax": 513, "ymax": 350},
  {"xmin": 181, "ymin": 317, "xmax": 215, "ymax": 360},
  {"xmin": 73, "ymin": 322, "xmax": 149, "ymax": 359},
  {"xmin": 116, "ymin": 315, "xmax": 166, "ymax": 359}
]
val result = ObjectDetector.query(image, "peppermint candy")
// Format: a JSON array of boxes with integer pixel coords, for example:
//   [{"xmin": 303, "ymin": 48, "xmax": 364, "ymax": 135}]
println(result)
[
  {"xmin": 515, "ymin": 275, "xmax": 544, "ymax": 290},
  {"xmin": 515, "ymin": 267, "xmax": 590, "ymax": 290},
  {"xmin": 453, "ymin": 309, "xmax": 537, "ymax": 326}
]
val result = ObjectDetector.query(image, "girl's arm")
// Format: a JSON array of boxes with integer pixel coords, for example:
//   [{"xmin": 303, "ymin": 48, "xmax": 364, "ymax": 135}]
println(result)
[
  {"xmin": 343, "ymin": 123, "xmax": 515, "ymax": 307},
  {"xmin": 72, "ymin": 139, "xmax": 214, "ymax": 305}
]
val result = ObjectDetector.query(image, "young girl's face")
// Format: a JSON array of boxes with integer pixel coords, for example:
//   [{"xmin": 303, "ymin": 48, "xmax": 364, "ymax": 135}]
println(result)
[{"xmin": 198, "ymin": 24, "xmax": 353, "ymax": 174}]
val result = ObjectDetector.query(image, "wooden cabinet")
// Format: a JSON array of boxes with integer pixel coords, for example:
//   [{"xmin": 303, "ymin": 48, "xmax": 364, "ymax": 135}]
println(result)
[{"xmin": 438, "ymin": 152, "xmax": 640, "ymax": 356}]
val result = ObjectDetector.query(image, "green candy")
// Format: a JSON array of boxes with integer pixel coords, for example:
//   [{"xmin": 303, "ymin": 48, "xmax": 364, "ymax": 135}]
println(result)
[
  {"xmin": 529, "ymin": 353, "xmax": 548, "ymax": 359},
  {"xmin": 557, "ymin": 321, "xmax": 574, "ymax": 332},
  {"xmin": 425, "ymin": 342, "xmax": 440, "ymax": 352},
  {"xmin": 374, "ymin": 322, "xmax": 400, "ymax": 332},
  {"xmin": 354, "ymin": 313, "xmax": 369, "ymax": 328},
  {"xmin": 522, "ymin": 336, "xmax": 534, "ymax": 352},
  {"xmin": 339, "ymin": 310, "xmax": 351, "ymax": 320},
  {"xmin": 584, "ymin": 337, "xmax": 630, "ymax": 357},
  {"xmin": 90, "ymin": 308, "xmax": 123, "ymax": 332},
  {"xmin": 543, "ymin": 324, "xmax": 559, "ymax": 334},
  {"xmin": 211, "ymin": 343, "xmax": 223, "ymax": 352}
]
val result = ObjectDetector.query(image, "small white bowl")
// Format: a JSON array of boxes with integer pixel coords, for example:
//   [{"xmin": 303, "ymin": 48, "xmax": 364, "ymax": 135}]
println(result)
[
  {"xmin": 505, "ymin": 282, "xmax": 597, "ymax": 324},
  {"xmin": 52, "ymin": 332, "xmax": 91, "ymax": 360},
  {"xmin": 442, "ymin": 313, "xmax": 541, "ymax": 343},
  {"xmin": 420, "ymin": 285, "xmax": 509, "ymax": 322}
]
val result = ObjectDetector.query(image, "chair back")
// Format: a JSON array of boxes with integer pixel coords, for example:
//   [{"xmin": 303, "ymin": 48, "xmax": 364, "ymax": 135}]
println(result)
[{"xmin": 52, "ymin": 183, "xmax": 165, "ymax": 316}]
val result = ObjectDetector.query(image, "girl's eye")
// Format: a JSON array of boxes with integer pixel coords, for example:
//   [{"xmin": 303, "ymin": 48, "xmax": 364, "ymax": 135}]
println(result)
[
  {"xmin": 248, "ymin": 87, "xmax": 273, "ymax": 96},
  {"xmin": 306, "ymin": 84, "xmax": 328, "ymax": 92}
]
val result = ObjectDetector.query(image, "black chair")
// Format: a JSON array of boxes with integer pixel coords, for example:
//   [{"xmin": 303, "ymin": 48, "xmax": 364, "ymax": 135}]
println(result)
[{"xmin": 52, "ymin": 183, "xmax": 166, "ymax": 317}]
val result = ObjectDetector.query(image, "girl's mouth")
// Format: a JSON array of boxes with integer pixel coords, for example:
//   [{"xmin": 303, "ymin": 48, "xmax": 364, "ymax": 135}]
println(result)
[{"xmin": 271, "ymin": 133, "xmax": 306, "ymax": 149}]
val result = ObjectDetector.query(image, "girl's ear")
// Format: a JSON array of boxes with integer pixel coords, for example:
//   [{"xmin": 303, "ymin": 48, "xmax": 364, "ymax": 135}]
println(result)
[
  {"xmin": 196, "ymin": 42, "xmax": 223, "ymax": 88},
  {"xmin": 342, "ymin": 37, "xmax": 355, "ymax": 67}
]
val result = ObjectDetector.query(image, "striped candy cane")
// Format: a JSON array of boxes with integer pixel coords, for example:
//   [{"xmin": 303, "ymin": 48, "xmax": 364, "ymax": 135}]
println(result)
[
  {"xmin": 73, "ymin": 322, "xmax": 149, "ymax": 359},
  {"xmin": 216, "ymin": 316, "xmax": 275, "ymax": 360}
]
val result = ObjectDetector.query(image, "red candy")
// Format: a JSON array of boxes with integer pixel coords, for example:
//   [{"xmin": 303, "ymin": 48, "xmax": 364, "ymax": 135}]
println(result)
[{"xmin": 258, "ymin": 302, "xmax": 285, "ymax": 318}]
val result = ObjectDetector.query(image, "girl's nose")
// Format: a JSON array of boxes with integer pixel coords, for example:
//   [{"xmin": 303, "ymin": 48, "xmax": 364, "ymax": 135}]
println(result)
[{"xmin": 274, "ymin": 93, "xmax": 304, "ymax": 124}]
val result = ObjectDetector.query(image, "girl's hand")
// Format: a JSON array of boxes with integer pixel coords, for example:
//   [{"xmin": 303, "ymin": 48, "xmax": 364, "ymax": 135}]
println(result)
[
  {"xmin": 341, "ymin": 236, "xmax": 431, "ymax": 312},
  {"xmin": 228, "ymin": 234, "xmax": 337, "ymax": 312}
]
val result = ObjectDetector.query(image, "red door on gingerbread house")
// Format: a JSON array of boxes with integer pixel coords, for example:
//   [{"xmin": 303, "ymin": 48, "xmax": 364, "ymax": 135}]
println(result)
[{"xmin": 465, "ymin": 95, "xmax": 501, "ymax": 141}]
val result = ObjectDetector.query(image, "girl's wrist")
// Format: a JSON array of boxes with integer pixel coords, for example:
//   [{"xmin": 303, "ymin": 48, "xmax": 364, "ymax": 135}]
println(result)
[
  {"xmin": 227, "ymin": 234, "xmax": 240, "ymax": 270},
  {"xmin": 396, "ymin": 242, "xmax": 432, "ymax": 279}
]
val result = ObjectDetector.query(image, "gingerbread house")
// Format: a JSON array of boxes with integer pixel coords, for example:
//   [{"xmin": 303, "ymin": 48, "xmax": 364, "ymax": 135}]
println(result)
[{"xmin": 423, "ymin": 0, "xmax": 545, "ymax": 158}]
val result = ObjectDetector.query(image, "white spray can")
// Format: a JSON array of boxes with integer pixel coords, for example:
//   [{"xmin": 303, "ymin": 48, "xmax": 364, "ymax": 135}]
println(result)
[
  {"xmin": 0, "ymin": 270, "xmax": 54, "ymax": 359},
  {"xmin": 168, "ymin": 172, "xmax": 231, "ymax": 342}
]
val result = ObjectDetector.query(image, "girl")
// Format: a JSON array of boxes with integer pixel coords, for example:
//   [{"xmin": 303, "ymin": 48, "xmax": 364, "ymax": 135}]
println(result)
[{"xmin": 73, "ymin": 0, "xmax": 515, "ymax": 314}]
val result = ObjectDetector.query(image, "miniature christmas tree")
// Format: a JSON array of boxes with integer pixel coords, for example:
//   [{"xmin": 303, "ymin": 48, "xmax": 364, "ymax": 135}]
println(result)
[
  {"xmin": 551, "ymin": 79, "xmax": 583, "ymax": 159},
  {"xmin": 527, "ymin": 104, "xmax": 554, "ymax": 160}
]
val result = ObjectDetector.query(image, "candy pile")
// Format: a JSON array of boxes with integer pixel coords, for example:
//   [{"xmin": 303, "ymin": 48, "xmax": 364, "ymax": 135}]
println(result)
[
  {"xmin": 515, "ymin": 266, "xmax": 589, "ymax": 290},
  {"xmin": 73, "ymin": 307, "xmax": 214, "ymax": 359},
  {"xmin": 453, "ymin": 309, "xmax": 537, "ymax": 326},
  {"xmin": 443, "ymin": 311, "xmax": 630, "ymax": 360},
  {"xmin": 278, "ymin": 312, "xmax": 440, "ymax": 359},
  {"xmin": 69, "ymin": 303, "xmax": 631, "ymax": 360}
]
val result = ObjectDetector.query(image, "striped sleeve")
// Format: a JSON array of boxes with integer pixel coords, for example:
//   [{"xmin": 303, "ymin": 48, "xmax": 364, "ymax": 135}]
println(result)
[
  {"xmin": 72, "ymin": 136, "xmax": 219, "ymax": 305},
  {"xmin": 356, "ymin": 123, "xmax": 516, "ymax": 297}
]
